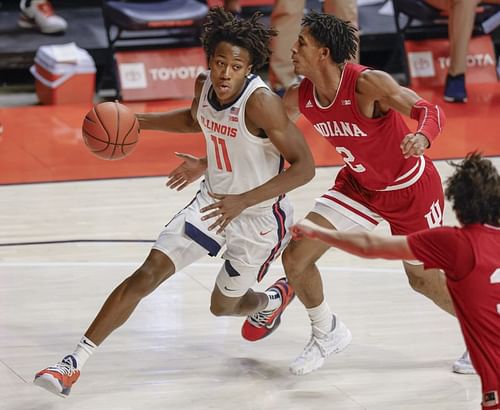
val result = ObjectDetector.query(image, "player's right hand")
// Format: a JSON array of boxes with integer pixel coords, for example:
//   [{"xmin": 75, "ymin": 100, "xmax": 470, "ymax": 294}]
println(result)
[
  {"xmin": 400, "ymin": 133, "xmax": 429, "ymax": 159},
  {"xmin": 166, "ymin": 152, "xmax": 207, "ymax": 191},
  {"xmin": 201, "ymin": 192, "xmax": 248, "ymax": 234}
]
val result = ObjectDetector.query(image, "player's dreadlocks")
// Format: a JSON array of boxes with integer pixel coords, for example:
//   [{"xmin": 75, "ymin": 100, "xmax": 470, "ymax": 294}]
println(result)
[
  {"xmin": 201, "ymin": 7, "xmax": 277, "ymax": 72},
  {"xmin": 302, "ymin": 11, "xmax": 358, "ymax": 64},
  {"xmin": 446, "ymin": 152, "xmax": 500, "ymax": 226}
]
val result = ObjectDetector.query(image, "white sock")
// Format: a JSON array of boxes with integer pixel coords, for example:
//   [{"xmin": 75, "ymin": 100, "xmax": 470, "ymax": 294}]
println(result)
[
  {"xmin": 307, "ymin": 300, "xmax": 335, "ymax": 336},
  {"xmin": 72, "ymin": 336, "xmax": 97, "ymax": 370},
  {"xmin": 264, "ymin": 288, "xmax": 282, "ymax": 311}
]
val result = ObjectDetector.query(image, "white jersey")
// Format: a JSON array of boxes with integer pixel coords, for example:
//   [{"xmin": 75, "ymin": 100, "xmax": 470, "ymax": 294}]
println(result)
[{"xmin": 197, "ymin": 72, "xmax": 284, "ymax": 212}]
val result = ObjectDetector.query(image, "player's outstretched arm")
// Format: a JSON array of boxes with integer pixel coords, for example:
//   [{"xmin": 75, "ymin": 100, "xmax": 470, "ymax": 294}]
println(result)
[
  {"xmin": 291, "ymin": 219, "xmax": 416, "ymax": 261},
  {"xmin": 357, "ymin": 70, "xmax": 446, "ymax": 158},
  {"xmin": 135, "ymin": 74, "xmax": 205, "ymax": 133}
]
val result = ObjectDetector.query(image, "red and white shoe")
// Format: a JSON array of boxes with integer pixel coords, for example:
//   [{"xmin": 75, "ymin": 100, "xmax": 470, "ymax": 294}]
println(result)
[
  {"xmin": 242, "ymin": 277, "xmax": 295, "ymax": 341},
  {"xmin": 34, "ymin": 355, "xmax": 80, "ymax": 397},
  {"xmin": 18, "ymin": 0, "xmax": 67, "ymax": 34}
]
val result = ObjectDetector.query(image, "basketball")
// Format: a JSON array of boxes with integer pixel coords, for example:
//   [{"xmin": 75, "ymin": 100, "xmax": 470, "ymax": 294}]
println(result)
[{"xmin": 82, "ymin": 102, "xmax": 140, "ymax": 160}]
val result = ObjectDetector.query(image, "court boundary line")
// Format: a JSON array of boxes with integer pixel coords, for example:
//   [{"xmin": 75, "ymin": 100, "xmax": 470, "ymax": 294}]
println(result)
[{"xmin": 0, "ymin": 261, "xmax": 403, "ymax": 273}]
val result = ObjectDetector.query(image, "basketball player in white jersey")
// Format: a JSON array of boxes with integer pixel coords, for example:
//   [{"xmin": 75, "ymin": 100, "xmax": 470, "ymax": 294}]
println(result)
[{"xmin": 33, "ymin": 8, "xmax": 315, "ymax": 397}]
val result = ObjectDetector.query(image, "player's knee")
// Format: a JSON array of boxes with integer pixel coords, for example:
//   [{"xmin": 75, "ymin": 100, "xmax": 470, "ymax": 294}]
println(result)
[
  {"xmin": 282, "ymin": 244, "xmax": 306, "ymax": 281},
  {"xmin": 210, "ymin": 301, "xmax": 232, "ymax": 316},
  {"xmin": 210, "ymin": 290, "xmax": 241, "ymax": 316},
  {"xmin": 127, "ymin": 253, "xmax": 174, "ymax": 296},
  {"xmin": 209, "ymin": 303, "xmax": 222, "ymax": 316},
  {"xmin": 406, "ymin": 271, "xmax": 427, "ymax": 295},
  {"xmin": 126, "ymin": 268, "xmax": 160, "ymax": 297}
]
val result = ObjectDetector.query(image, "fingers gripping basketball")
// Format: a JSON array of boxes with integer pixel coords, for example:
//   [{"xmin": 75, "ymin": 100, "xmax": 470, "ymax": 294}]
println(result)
[{"xmin": 82, "ymin": 102, "xmax": 140, "ymax": 160}]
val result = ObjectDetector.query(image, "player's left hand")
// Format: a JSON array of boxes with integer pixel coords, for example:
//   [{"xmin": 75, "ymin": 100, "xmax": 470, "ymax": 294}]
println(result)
[
  {"xmin": 400, "ymin": 133, "xmax": 429, "ymax": 159},
  {"xmin": 201, "ymin": 192, "xmax": 248, "ymax": 234}
]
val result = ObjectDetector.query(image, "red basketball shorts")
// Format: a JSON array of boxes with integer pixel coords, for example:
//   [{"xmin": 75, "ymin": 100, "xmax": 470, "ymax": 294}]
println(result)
[{"xmin": 313, "ymin": 156, "xmax": 444, "ymax": 235}]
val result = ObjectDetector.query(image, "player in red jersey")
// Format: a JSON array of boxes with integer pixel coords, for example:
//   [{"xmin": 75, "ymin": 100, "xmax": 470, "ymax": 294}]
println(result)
[
  {"xmin": 240, "ymin": 10, "xmax": 471, "ymax": 376},
  {"xmin": 291, "ymin": 152, "xmax": 500, "ymax": 410}
]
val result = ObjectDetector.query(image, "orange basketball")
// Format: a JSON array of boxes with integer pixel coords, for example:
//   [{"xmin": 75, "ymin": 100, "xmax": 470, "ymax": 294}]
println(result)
[{"xmin": 82, "ymin": 102, "xmax": 140, "ymax": 160}]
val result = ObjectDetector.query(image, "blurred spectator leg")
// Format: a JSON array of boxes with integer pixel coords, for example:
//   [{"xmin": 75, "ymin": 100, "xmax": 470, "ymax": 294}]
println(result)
[
  {"xmin": 426, "ymin": 0, "xmax": 480, "ymax": 102},
  {"xmin": 323, "ymin": 0, "xmax": 359, "ymax": 62},
  {"xmin": 223, "ymin": 0, "xmax": 242, "ymax": 16},
  {"xmin": 268, "ymin": 0, "xmax": 306, "ymax": 94}
]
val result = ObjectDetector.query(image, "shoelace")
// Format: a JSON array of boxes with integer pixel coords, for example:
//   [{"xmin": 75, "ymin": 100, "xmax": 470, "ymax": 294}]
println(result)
[
  {"xmin": 458, "ymin": 352, "xmax": 471, "ymax": 364},
  {"xmin": 299, "ymin": 330, "xmax": 334, "ymax": 358},
  {"xmin": 298, "ymin": 335, "xmax": 318, "ymax": 358},
  {"xmin": 248, "ymin": 309, "xmax": 274, "ymax": 327},
  {"xmin": 47, "ymin": 360, "xmax": 77, "ymax": 376}
]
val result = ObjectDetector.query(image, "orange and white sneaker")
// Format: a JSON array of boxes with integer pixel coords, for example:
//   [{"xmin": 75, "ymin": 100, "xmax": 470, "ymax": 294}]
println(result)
[
  {"xmin": 242, "ymin": 277, "xmax": 295, "ymax": 341},
  {"xmin": 34, "ymin": 355, "xmax": 80, "ymax": 397},
  {"xmin": 18, "ymin": 0, "xmax": 67, "ymax": 34}
]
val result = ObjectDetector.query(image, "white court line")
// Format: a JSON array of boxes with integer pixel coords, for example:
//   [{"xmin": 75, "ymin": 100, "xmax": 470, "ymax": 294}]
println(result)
[{"xmin": 0, "ymin": 261, "xmax": 403, "ymax": 273}]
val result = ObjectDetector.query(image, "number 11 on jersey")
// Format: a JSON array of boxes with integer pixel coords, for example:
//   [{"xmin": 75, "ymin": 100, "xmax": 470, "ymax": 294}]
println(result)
[{"xmin": 211, "ymin": 135, "xmax": 232, "ymax": 172}]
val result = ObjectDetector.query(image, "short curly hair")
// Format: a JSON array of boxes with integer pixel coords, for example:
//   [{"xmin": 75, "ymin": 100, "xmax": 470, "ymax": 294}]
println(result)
[
  {"xmin": 301, "ymin": 10, "xmax": 358, "ymax": 64},
  {"xmin": 446, "ymin": 152, "xmax": 500, "ymax": 226},
  {"xmin": 200, "ymin": 7, "xmax": 277, "ymax": 72}
]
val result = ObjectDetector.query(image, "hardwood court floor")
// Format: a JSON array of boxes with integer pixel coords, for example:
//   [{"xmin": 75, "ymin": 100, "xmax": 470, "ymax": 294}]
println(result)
[
  {"xmin": 0, "ymin": 82, "xmax": 499, "ymax": 409},
  {"xmin": 1, "ymin": 160, "xmax": 498, "ymax": 410}
]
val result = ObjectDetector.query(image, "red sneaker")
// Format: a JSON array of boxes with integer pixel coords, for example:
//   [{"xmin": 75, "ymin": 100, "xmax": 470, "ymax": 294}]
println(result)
[
  {"xmin": 34, "ymin": 355, "xmax": 80, "ymax": 397},
  {"xmin": 242, "ymin": 277, "xmax": 295, "ymax": 341}
]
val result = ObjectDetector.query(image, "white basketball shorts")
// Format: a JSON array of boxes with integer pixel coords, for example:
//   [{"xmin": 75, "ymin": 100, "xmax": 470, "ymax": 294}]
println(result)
[{"xmin": 153, "ymin": 181, "xmax": 293, "ymax": 297}]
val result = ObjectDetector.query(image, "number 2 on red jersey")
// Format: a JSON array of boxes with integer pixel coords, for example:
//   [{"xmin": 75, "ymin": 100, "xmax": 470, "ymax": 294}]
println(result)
[{"xmin": 336, "ymin": 146, "xmax": 366, "ymax": 173}]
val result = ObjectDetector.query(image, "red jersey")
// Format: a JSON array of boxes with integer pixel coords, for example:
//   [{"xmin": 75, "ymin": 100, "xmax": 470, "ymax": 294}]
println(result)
[
  {"xmin": 298, "ymin": 63, "xmax": 422, "ymax": 191},
  {"xmin": 408, "ymin": 224, "xmax": 500, "ymax": 409}
]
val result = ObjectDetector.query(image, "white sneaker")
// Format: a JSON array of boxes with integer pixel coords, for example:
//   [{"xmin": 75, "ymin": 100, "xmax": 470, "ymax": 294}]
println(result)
[
  {"xmin": 452, "ymin": 350, "xmax": 476, "ymax": 374},
  {"xmin": 289, "ymin": 317, "xmax": 352, "ymax": 376},
  {"xmin": 19, "ymin": 0, "xmax": 67, "ymax": 34}
]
